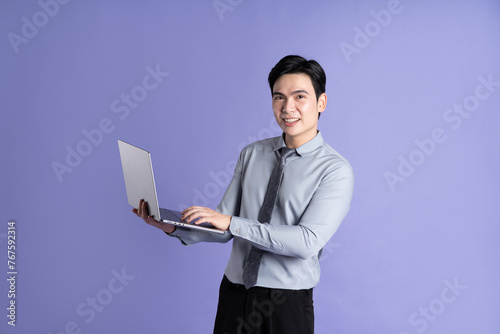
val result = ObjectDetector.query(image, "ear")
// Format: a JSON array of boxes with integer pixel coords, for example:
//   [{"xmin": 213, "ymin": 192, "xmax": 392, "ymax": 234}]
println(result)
[{"xmin": 317, "ymin": 93, "xmax": 327, "ymax": 114}]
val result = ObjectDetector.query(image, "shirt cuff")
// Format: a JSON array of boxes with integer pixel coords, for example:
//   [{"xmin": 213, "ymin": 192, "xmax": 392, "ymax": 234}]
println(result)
[
  {"xmin": 229, "ymin": 216, "xmax": 249, "ymax": 238},
  {"xmin": 164, "ymin": 226, "xmax": 190, "ymax": 245}
]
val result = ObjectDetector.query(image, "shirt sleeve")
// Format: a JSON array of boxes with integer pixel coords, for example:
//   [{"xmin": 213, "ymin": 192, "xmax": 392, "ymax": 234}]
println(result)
[
  {"xmin": 228, "ymin": 162, "xmax": 354, "ymax": 260},
  {"xmin": 166, "ymin": 225, "xmax": 232, "ymax": 245}
]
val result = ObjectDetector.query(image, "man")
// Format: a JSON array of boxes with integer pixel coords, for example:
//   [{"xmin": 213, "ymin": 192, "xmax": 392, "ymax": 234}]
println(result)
[{"xmin": 133, "ymin": 55, "xmax": 354, "ymax": 333}]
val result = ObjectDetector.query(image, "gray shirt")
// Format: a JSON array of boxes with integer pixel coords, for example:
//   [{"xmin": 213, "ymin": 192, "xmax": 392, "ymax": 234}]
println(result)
[{"xmin": 169, "ymin": 131, "xmax": 354, "ymax": 289}]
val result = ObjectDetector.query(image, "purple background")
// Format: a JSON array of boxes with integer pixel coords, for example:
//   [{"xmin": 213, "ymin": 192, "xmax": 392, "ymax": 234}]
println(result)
[{"xmin": 1, "ymin": 0, "xmax": 500, "ymax": 333}]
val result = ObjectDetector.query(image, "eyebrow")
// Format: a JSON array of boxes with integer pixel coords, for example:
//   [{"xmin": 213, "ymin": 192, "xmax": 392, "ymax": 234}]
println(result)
[{"xmin": 272, "ymin": 89, "xmax": 310, "ymax": 97}]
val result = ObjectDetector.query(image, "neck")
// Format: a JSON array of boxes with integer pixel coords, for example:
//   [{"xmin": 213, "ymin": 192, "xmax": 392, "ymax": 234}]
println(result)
[{"xmin": 283, "ymin": 130, "xmax": 318, "ymax": 149}]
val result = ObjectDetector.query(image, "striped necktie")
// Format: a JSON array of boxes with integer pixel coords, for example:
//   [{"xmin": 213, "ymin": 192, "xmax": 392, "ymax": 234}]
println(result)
[{"xmin": 242, "ymin": 146, "xmax": 295, "ymax": 289}]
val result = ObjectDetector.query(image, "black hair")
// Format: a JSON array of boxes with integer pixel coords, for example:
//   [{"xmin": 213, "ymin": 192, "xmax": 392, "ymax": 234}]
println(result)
[{"xmin": 268, "ymin": 55, "xmax": 326, "ymax": 102}]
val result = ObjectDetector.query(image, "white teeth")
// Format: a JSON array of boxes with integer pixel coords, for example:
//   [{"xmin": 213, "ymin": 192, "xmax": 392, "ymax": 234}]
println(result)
[{"xmin": 284, "ymin": 118, "xmax": 299, "ymax": 122}]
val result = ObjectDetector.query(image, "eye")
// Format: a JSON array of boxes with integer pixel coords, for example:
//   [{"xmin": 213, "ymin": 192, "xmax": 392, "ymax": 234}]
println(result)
[
  {"xmin": 274, "ymin": 96, "xmax": 284, "ymax": 100},
  {"xmin": 296, "ymin": 95, "xmax": 305, "ymax": 99}
]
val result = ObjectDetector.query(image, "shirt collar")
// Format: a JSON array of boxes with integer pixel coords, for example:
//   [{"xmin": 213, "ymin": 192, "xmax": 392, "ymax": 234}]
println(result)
[{"xmin": 273, "ymin": 131, "xmax": 324, "ymax": 156}]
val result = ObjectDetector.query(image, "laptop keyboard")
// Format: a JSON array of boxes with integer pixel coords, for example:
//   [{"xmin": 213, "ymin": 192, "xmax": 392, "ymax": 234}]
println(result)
[
  {"xmin": 159, "ymin": 208, "xmax": 182, "ymax": 222},
  {"xmin": 159, "ymin": 208, "xmax": 223, "ymax": 233}
]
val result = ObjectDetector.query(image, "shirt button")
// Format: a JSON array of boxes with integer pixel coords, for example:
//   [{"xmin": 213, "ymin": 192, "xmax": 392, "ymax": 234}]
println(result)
[{"xmin": 235, "ymin": 228, "xmax": 240, "ymax": 234}]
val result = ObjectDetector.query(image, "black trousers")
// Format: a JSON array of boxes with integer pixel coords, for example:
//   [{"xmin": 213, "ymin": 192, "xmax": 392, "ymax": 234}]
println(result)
[{"xmin": 213, "ymin": 276, "xmax": 314, "ymax": 334}]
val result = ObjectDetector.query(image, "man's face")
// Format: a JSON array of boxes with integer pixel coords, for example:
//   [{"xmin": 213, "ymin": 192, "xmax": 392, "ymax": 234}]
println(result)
[{"xmin": 272, "ymin": 73, "xmax": 327, "ymax": 148}]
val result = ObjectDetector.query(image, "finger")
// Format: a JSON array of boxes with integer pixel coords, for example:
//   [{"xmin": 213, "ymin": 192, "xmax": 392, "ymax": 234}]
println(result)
[
  {"xmin": 181, "ymin": 207, "xmax": 196, "ymax": 219},
  {"xmin": 182, "ymin": 207, "xmax": 203, "ymax": 222},
  {"xmin": 180, "ymin": 207, "xmax": 191, "ymax": 219},
  {"xmin": 138, "ymin": 201, "xmax": 144, "ymax": 217},
  {"xmin": 181, "ymin": 206, "xmax": 206, "ymax": 215},
  {"xmin": 193, "ymin": 212, "xmax": 217, "ymax": 225},
  {"xmin": 185, "ymin": 211, "xmax": 201, "ymax": 223},
  {"xmin": 141, "ymin": 200, "xmax": 150, "ymax": 219},
  {"xmin": 181, "ymin": 206, "xmax": 194, "ymax": 215},
  {"xmin": 146, "ymin": 215, "xmax": 160, "ymax": 226},
  {"xmin": 190, "ymin": 209, "xmax": 212, "ymax": 223},
  {"xmin": 194, "ymin": 217, "xmax": 207, "ymax": 225},
  {"xmin": 137, "ymin": 199, "xmax": 145, "ymax": 216}
]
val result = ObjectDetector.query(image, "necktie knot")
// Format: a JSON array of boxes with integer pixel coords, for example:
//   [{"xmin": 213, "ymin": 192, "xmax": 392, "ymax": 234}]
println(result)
[{"xmin": 279, "ymin": 147, "xmax": 295, "ymax": 160}]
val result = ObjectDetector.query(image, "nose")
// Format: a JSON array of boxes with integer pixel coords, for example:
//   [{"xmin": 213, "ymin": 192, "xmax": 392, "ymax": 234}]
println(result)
[{"xmin": 282, "ymin": 97, "xmax": 295, "ymax": 113}]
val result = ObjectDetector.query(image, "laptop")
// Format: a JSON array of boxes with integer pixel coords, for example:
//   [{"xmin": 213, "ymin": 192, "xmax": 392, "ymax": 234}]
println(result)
[{"xmin": 118, "ymin": 140, "xmax": 226, "ymax": 235}]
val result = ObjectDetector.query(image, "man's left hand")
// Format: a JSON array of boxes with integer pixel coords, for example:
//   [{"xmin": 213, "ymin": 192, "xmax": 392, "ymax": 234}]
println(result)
[{"xmin": 181, "ymin": 206, "xmax": 231, "ymax": 231}]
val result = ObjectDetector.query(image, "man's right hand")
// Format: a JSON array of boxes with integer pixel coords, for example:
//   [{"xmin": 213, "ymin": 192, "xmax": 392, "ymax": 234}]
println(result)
[{"xmin": 132, "ymin": 199, "xmax": 176, "ymax": 234}]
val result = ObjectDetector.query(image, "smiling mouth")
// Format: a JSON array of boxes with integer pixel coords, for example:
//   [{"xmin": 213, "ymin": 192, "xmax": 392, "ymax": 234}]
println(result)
[{"xmin": 283, "ymin": 118, "xmax": 299, "ymax": 123}]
